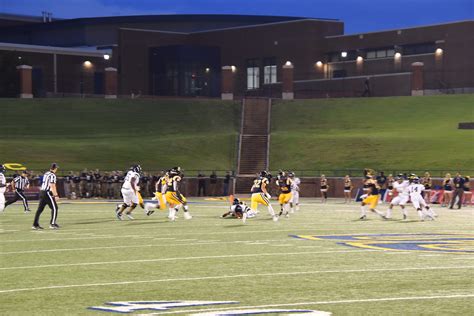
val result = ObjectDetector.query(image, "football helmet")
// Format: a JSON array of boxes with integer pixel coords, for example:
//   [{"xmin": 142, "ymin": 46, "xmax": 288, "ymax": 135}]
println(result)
[{"xmin": 132, "ymin": 164, "xmax": 142, "ymax": 174}]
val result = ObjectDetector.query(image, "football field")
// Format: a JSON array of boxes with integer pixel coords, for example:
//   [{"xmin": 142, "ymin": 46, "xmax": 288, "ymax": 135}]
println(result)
[{"xmin": 1, "ymin": 198, "xmax": 473, "ymax": 315}]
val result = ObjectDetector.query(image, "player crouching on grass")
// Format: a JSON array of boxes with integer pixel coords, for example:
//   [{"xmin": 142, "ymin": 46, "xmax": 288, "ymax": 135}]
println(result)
[
  {"xmin": 276, "ymin": 170, "xmax": 293, "ymax": 218},
  {"xmin": 360, "ymin": 174, "xmax": 386, "ymax": 220},
  {"xmin": 115, "ymin": 164, "xmax": 141, "ymax": 220},
  {"xmin": 250, "ymin": 171, "xmax": 279, "ymax": 222},
  {"xmin": 221, "ymin": 198, "xmax": 255, "ymax": 223}
]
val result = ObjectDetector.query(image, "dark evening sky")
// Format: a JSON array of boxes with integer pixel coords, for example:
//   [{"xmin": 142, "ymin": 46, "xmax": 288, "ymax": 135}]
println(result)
[{"xmin": 1, "ymin": 0, "xmax": 472, "ymax": 34}]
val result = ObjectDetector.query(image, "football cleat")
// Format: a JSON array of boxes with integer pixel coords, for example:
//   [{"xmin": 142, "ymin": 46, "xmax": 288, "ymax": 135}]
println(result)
[
  {"xmin": 125, "ymin": 213, "xmax": 134, "ymax": 220},
  {"xmin": 359, "ymin": 215, "xmax": 367, "ymax": 220},
  {"xmin": 184, "ymin": 212, "xmax": 192, "ymax": 220},
  {"xmin": 49, "ymin": 224, "xmax": 60, "ymax": 229},
  {"xmin": 272, "ymin": 215, "xmax": 279, "ymax": 222},
  {"xmin": 32, "ymin": 225, "xmax": 44, "ymax": 230}
]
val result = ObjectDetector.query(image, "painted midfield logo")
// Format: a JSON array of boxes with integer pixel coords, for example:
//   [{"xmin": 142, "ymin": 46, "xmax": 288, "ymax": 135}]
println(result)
[
  {"xmin": 291, "ymin": 233, "xmax": 474, "ymax": 254},
  {"xmin": 88, "ymin": 301, "xmax": 331, "ymax": 315}
]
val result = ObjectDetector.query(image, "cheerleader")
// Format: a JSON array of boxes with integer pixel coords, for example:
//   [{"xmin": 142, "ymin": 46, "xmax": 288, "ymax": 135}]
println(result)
[
  {"xmin": 442, "ymin": 173, "xmax": 453, "ymax": 207},
  {"xmin": 422, "ymin": 172, "xmax": 432, "ymax": 203},
  {"xmin": 320, "ymin": 174, "xmax": 328, "ymax": 203},
  {"xmin": 343, "ymin": 175, "xmax": 352, "ymax": 203}
]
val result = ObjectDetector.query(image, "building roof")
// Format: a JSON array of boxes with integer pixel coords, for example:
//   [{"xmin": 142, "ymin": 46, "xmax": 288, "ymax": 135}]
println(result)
[
  {"xmin": 0, "ymin": 42, "xmax": 111, "ymax": 57},
  {"xmin": 0, "ymin": 13, "xmax": 339, "ymax": 32}
]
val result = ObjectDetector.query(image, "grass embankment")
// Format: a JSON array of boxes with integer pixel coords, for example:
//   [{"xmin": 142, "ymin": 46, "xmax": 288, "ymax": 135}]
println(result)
[
  {"xmin": 0, "ymin": 98, "xmax": 240, "ymax": 172},
  {"xmin": 271, "ymin": 94, "xmax": 474, "ymax": 173}
]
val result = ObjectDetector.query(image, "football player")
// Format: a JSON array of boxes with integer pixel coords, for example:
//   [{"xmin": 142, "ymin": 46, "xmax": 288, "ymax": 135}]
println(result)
[
  {"xmin": 115, "ymin": 164, "xmax": 141, "ymax": 220},
  {"xmin": 221, "ymin": 198, "xmax": 255, "ymax": 223},
  {"xmin": 144, "ymin": 171, "xmax": 168, "ymax": 216},
  {"xmin": 360, "ymin": 175, "xmax": 386, "ymax": 220},
  {"xmin": 165, "ymin": 167, "xmax": 191, "ymax": 221},
  {"xmin": 250, "ymin": 171, "xmax": 278, "ymax": 221},
  {"xmin": 288, "ymin": 172, "xmax": 300, "ymax": 213},
  {"xmin": 408, "ymin": 176, "xmax": 436, "ymax": 221},
  {"xmin": 276, "ymin": 171, "xmax": 292, "ymax": 218},
  {"xmin": 386, "ymin": 174, "xmax": 409, "ymax": 219}
]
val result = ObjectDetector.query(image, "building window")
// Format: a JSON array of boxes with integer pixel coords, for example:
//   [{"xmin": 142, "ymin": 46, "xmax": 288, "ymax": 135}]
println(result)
[
  {"xmin": 366, "ymin": 51, "xmax": 376, "ymax": 59},
  {"xmin": 366, "ymin": 47, "xmax": 395, "ymax": 59},
  {"xmin": 402, "ymin": 42, "xmax": 436, "ymax": 55},
  {"xmin": 246, "ymin": 59, "xmax": 260, "ymax": 90},
  {"xmin": 263, "ymin": 57, "xmax": 277, "ymax": 84},
  {"xmin": 376, "ymin": 50, "xmax": 387, "ymax": 58}
]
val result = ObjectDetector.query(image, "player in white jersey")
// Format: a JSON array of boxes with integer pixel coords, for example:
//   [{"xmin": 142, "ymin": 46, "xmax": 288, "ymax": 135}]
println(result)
[
  {"xmin": 221, "ymin": 198, "xmax": 256, "ymax": 223},
  {"xmin": 115, "ymin": 164, "xmax": 141, "ymax": 220},
  {"xmin": 407, "ymin": 176, "xmax": 436, "ymax": 221},
  {"xmin": 386, "ymin": 174, "xmax": 409, "ymax": 219},
  {"xmin": 288, "ymin": 172, "xmax": 300, "ymax": 213},
  {"xmin": 0, "ymin": 165, "xmax": 6, "ymax": 213}
]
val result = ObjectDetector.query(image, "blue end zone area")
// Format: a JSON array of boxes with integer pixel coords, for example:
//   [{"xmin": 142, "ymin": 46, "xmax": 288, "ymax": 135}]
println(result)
[{"xmin": 290, "ymin": 233, "xmax": 474, "ymax": 254}]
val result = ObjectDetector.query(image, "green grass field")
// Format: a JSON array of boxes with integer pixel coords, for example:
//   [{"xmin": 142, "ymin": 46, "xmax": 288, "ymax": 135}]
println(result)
[
  {"xmin": 1, "ymin": 199, "xmax": 473, "ymax": 315},
  {"xmin": 271, "ymin": 95, "xmax": 474, "ymax": 172},
  {"xmin": 0, "ymin": 98, "xmax": 240, "ymax": 172}
]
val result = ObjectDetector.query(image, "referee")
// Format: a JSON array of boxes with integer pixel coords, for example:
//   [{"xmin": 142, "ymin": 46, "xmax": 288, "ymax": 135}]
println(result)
[
  {"xmin": 5, "ymin": 170, "xmax": 31, "ymax": 212},
  {"xmin": 33, "ymin": 163, "xmax": 60, "ymax": 230}
]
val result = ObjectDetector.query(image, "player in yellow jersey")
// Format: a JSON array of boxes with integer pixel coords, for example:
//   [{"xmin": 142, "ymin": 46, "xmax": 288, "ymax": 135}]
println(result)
[
  {"xmin": 276, "ymin": 171, "xmax": 293, "ymax": 218},
  {"xmin": 250, "ymin": 171, "xmax": 279, "ymax": 222},
  {"xmin": 165, "ymin": 167, "xmax": 192, "ymax": 221},
  {"xmin": 144, "ymin": 171, "xmax": 168, "ymax": 216},
  {"xmin": 360, "ymin": 175, "xmax": 386, "ymax": 220}
]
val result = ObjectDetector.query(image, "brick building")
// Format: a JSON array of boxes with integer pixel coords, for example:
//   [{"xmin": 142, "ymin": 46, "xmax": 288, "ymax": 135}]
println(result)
[{"xmin": 0, "ymin": 13, "xmax": 472, "ymax": 98}]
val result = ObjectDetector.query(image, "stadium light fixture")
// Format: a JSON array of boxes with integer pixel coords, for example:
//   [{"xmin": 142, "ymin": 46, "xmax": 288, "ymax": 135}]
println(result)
[
  {"xmin": 435, "ymin": 48, "xmax": 443, "ymax": 55},
  {"xmin": 315, "ymin": 61, "xmax": 323, "ymax": 67},
  {"xmin": 394, "ymin": 52, "xmax": 402, "ymax": 59},
  {"xmin": 341, "ymin": 51, "xmax": 348, "ymax": 58},
  {"xmin": 231, "ymin": 66, "xmax": 237, "ymax": 72},
  {"xmin": 205, "ymin": 67, "xmax": 210, "ymax": 73},
  {"xmin": 83, "ymin": 60, "xmax": 92, "ymax": 68},
  {"xmin": 103, "ymin": 54, "xmax": 110, "ymax": 60},
  {"xmin": 285, "ymin": 61, "xmax": 292, "ymax": 66},
  {"xmin": 356, "ymin": 56, "xmax": 363, "ymax": 62}
]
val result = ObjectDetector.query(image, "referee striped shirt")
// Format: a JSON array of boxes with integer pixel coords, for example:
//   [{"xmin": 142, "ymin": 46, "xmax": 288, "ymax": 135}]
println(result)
[
  {"xmin": 40, "ymin": 171, "xmax": 57, "ymax": 191},
  {"xmin": 13, "ymin": 176, "xmax": 29, "ymax": 190}
]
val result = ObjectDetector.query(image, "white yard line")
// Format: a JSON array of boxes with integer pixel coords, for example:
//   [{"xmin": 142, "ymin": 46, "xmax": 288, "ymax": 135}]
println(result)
[
  {"xmin": 0, "ymin": 239, "xmax": 288, "ymax": 255},
  {"xmin": 0, "ymin": 250, "xmax": 378, "ymax": 270},
  {"xmin": 139, "ymin": 293, "xmax": 474, "ymax": 315},
  {"xmin": 0, "ymin": 236, "xmax": 174, "ymax": 243},
  {"xmin": 1, "ymin": 266, "xmax": 472, "ymax": 294}
]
